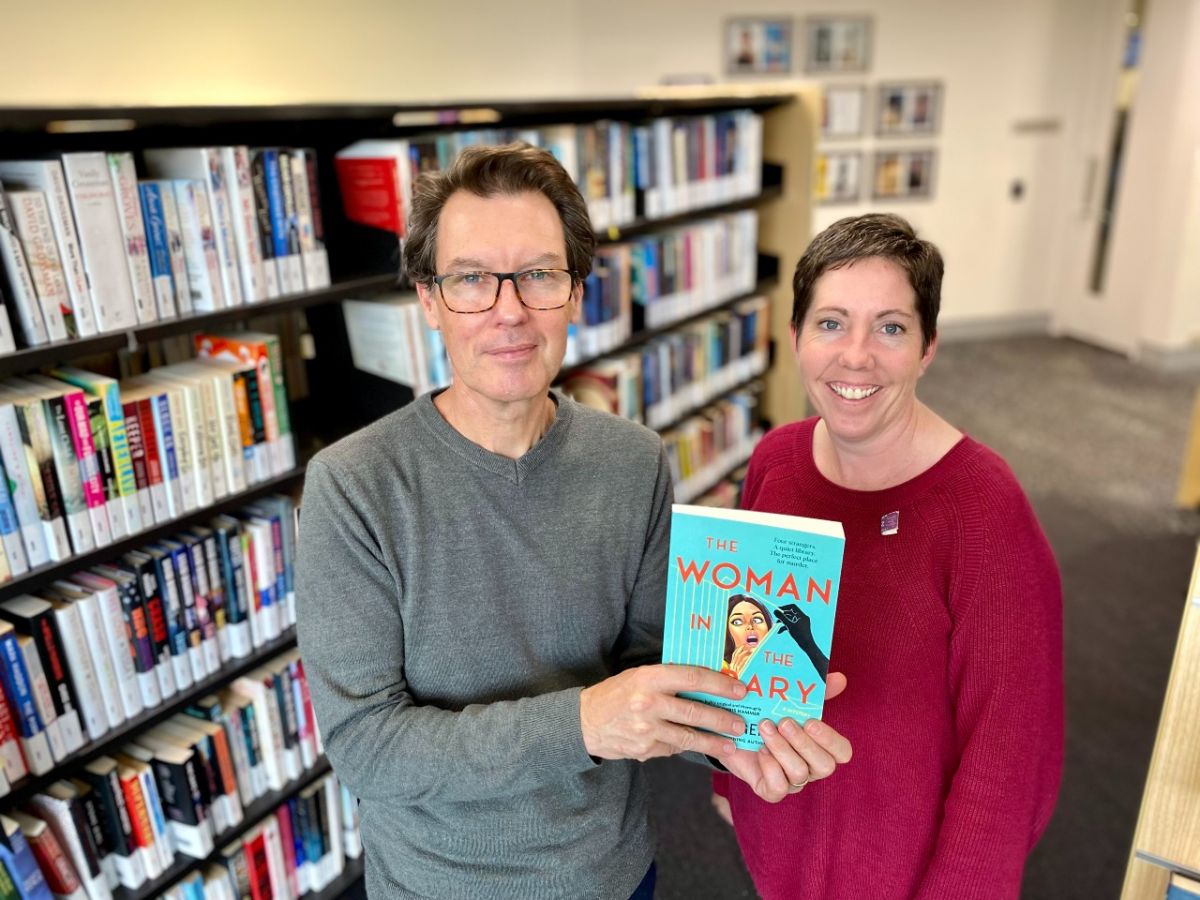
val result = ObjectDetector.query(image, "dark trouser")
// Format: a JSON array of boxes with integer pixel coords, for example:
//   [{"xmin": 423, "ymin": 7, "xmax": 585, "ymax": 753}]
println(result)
[{"xmin": 629, "ymin": 863, "xmax": 656, "ymax": 899}]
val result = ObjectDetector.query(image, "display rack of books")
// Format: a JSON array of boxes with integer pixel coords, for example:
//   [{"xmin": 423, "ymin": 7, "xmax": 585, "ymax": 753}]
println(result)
[
  {"xmin": 0, "ymin": 90, "xmax": 815, "ymax": 898},
  {"xmin": 1121, "ymin": 542, "xmax": 1200, "ymax": 898}
]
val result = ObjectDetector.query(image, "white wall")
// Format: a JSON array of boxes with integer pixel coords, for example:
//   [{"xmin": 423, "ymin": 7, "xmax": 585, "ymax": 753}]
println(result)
[{"xmin": 0, "ymin": 0, "xmax": 585, "ymax": 105}]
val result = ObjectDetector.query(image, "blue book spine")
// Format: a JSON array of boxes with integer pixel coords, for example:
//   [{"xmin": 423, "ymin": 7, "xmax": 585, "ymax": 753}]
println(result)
[
  {"xmin": 0, "ymin": 834, "xmax": 53, "ymax": 900},
  {"xmin": 267, "ymin": 515, "xmax": 286, "ymax": 610},
  {"xmin": 138, "ymin": 183, "xmax": 175, "ymax": 287},
  {"xmin": 0, "ymin": 629, "xmax": 43, "ymax": 737},
  {"xmin": 149, "ymin": 548, "xmax": 187, "ymax": 659},
  {"xmin": 287, "ymin": 797, "xmax": 307, "ymax": 873},
  {"xmin": 215, "ymin": 523, "xmax": 244, "ymax": 625},
  {"xmin": 261, "ymin": 150, "xmax": 290, "ymax": 260},
  {"xmin": 151, "ymin": 394, "xmax": 179, "ymax": 484}
]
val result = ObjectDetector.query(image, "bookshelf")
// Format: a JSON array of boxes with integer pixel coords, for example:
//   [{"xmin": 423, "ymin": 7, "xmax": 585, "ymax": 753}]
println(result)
[
  {"xmin": 1121, "ymin": 542, "xmax": 1200, "ymax": 898},
  {"xmin": 0, "ymin": 89, "xmax": 814, "ymax": 898}
]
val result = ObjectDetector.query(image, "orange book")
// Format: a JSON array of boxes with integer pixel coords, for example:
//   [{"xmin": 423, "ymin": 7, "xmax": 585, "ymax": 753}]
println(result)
[{"xmin": 117, "ymin": 764, "xmax": 155, "ymax": 853}]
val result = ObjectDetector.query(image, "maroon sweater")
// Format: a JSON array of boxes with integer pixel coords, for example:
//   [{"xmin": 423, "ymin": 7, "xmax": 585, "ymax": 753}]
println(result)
[{"xmin": 714, "ymin": 418, "xmax": 1063, "ymax": 899}]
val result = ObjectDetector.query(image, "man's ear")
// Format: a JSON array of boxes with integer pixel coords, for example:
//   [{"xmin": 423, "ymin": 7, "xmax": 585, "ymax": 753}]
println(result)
[
  {"xmin": 568, "ymin": 281, "xmax": 583, "ymax": 325},
  {"xmin": 416, "ymin": 281, "xmax": 441, "ymax": 330}
]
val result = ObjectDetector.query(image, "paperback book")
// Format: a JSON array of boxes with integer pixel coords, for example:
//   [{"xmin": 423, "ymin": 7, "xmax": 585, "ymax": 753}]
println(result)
[{"xmin": 662, "ymin": 504, "xmax": 845, "ymax": 750}]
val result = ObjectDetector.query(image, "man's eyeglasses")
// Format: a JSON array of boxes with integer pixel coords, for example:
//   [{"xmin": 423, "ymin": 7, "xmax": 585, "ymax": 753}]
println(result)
[{"xmin": 431, "ymin": 268, "xmax": 576, "ymax": 314}]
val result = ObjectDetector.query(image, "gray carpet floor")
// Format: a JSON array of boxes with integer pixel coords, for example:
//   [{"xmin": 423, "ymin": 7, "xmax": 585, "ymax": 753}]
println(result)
[{"xmin": 646, "ymin": 335, "xmax": 1200, "ymax": 899}]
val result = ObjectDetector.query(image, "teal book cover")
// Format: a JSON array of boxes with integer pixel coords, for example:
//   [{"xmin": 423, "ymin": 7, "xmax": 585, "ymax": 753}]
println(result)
[{"xmin": 662, "ymin": 504, "xmax": 845, "ymax": 750}]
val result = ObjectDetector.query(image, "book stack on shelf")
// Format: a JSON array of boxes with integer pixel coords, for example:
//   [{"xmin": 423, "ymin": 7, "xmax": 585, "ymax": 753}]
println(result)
[{"xmin": 0, "ymin": 146, "xmax": 331, "ymax": 357}]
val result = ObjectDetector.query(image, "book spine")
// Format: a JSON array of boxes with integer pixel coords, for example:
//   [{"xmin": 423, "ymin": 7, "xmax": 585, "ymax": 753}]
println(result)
[
  {"xmin": 222, "ymin": 147, "xmax": 265, "ymax": 304},
  {"xmin": 204, "ymin": 150, "xmax": 243, "ymax": 308},
  {"xmin": 110, "ymin": 573, "xmax": 161, "ymax": 710},
  {"xmin": 60, "ymin": 152, "xmax": 140, "ymax": 332},
  {"xmin": 149, "ymin": 549, "xmax": 192, "ymax": 691},
  {"xmin": 117, "ymin": 768, "xmax": 163, "ymax": 879},
  {"xmin": 82, "ymin": 395, "xmax": 125, "ymax": 543},
  {"xmin": 105, "ymin": 152, "xmax": 157, "ymax": 325},
  {"xmin": 248, "ymin": 150, "xmax": 282, "ymax": 299},
  {"xmin": 0, "ymin": 189, "xmax": 50, "ymax": 345},
  {"xmin": 71, "ymin": 591, "xmax": 126, "ymax": 731},
  {"xmin": 0, "ymin": 629, "xmax": 54, "ymax": 774},
  {"xmin": 0, "ymin": 686, "xmax": 26, "ymax": 783},
  {"xmin": 63, "ymin": 390, "xmax": 112, "ymax": 547},
  {"xmin": 300, "ymin": 149, "xmax": 331, "ymax": 287},
  {"xmin": 135, "ymin": 398, "xmax": 168, "ymax": 526},
  {"xmin": 171, "ymin": 180, "xmax": 221, "ymax": 313},
  {"xmin": 120, "ymin": 400, "xmax": 155, "ymax": 530},
  {"xmin": 261, "ymin": 151, "xmax": 303, "ymax": 294},
  {"xmin": 39, "ymin": 393, "xmax": 94, "ymax": 556},
  {"xmin": 0, "ymin": 453, "xmax": 29, "ymax": 576},
  {"xmin": 29, "ymin": 609, "xmax": 85, "ymax": 753},
  {"xmin": 164, "ymin": 387, "xmax": 198, "ymax": 513},
  {"xmin": 155, "ymin": 181, "xmax": 193, "ymax": 315},
  {"xmin": 0, "ymin": 404, "xmax": 48, "ymax": 566},
  {"xmin": 92, "ymin": 582, "xmax": 144, "ymax": 720},
  {"xmin": 82, "ymin": 765, "xmax": 146, "ymax": 890},
  {"xmin": 168, "ymin": 544, "xmax": 206, "ymax": 681},
  {"xmin": 136, "ymin": 182, "xmax": 180, "ymax": 320},
  {"xmin": 16, "ymin": 636, "xmax": 66, "ymax": 763},
  {"xmin": 150, "ymin": 392, "xmax": 183, "ymax": 520},
  {"xmin": 124, "ymin": 555, "xmax": 177, "ymax": 701},
  {"xmin": 32, "ymin": 160, "xmax": 99, "ymax": 335},
  {"xmin": 213, "ymin": 521, "xmax": 249, "ymax": 659},
  {"xmin": 23, "ymin": 819, "xmax": 82, "ymax": 897},
  {"xmin": 229, "ymin": 373, "xmax": 256, "ymax": 487},
  {"xmin": 7, "ymin": 190, "xmax": 74, "ymax": 339}
]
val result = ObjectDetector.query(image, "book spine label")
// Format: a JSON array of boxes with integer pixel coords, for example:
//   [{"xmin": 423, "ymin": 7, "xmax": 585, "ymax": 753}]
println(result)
[
  {"xmin": 8, "ymin": 190, "xmax": 74, "ymax": 339},
  {"xmin": 0, "ymin": 190, "xmax": 50, "ymax": 345}
]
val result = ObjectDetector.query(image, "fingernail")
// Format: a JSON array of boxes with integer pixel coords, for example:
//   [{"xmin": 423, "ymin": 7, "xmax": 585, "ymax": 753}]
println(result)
[
  {"xmin": 778, "ymin": 718, "xmax": 798, "ymax": 737},
  {"xmin": 723, "ymin": 740, "xmax": 737, "ymax": 755},
  {"xmin": 805, "ymin": 719, "xmax": 823, "ymax": 735},
  {"xmin": 731, "ymin": 721, "xmax": 746, "ymax": 736},
  {"xmin": 759, "ymin": 719, "xmax": 776, "ymax": 736}
]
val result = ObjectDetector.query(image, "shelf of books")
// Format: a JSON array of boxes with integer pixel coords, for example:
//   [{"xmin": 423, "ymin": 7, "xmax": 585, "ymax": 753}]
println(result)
[
  {"xmin": 0, "ymin": 88, "xmax": 815, "ymax": 899},
  {"xmin": 1121, "ymin": 543, "xmax": 1200, "ymax": 899}
]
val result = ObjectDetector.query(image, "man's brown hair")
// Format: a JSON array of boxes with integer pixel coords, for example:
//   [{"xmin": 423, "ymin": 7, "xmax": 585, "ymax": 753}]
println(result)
[
  {"xmin": 403, "ymin": 142, "xmax": 595, "ymax": 286},
  {"xmin": 791, "ymin": 213, "xmax": 943, "ymax": 351}
]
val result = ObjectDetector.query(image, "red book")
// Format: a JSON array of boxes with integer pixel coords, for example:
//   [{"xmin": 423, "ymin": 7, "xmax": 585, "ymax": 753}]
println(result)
[
  {"xmin": 120, "ymin": 401, "xmax": 150, "ymax": 494},
  {"xmin": 12, "ymin": 811, "xmax": 81, "ymax": 896},
  {"xmin": 333, "ymin": 155, "xmax": 405, "ymax": 235},
  {"xmin": 0, "ymin": 685, "xmax": 27, "ymax": 782},
  {"xmin": 243, "ymin": 828, "xmax": 273, "ymax": 900},
  {"xmin": 134, "ymin": 398, "xmax": 163, "ymax": 492}
]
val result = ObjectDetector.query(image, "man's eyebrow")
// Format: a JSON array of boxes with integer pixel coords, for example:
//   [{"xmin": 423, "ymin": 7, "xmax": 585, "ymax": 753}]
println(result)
[{"xmin": 441, "ymin": 251, "xmax": 567, "ymax": 272}]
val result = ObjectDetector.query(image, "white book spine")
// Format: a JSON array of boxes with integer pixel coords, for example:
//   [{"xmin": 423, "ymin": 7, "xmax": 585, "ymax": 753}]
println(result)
[
  {"xmin": 28, "ymin": 795, "xmax": 114, "ymax": 900},
  {"xmin": 72, "ymin": 593, "xmax": 126, "ymax": 730},
  {"xmin": 52, "ymin": 601, "xmax": 108, "ymax": 741},
  {"xmin": 17, "ymin": 637, "xmax": 67, "ymax": 762},
  {"xmin": 136, "ymin": 766, "xmax": 175, "ymax": 872},
  {"xmin": 287, "ymin": 153, "xmax": 325, "ymax": 290},
  {"xmin": 92, "ymin": 582, "xmax": 144, "ymax": 720},
  {"xmin": 171, "ymin": 180, "xmax": 221, "ymax": 313},
  {"xmin": 163, "ymin": 389, "xmax": 198, "ymax": 514},
  {"xmin": 221, "ymin": 147, "xmax": 266, "ymax": 304},
  {"xmin": 0, "ymin": 161, "xmax": 99, "ymax": 336},
  {"xmin": 321, "ymin": 775, "xmax": 345, "ymax": 883},
  {"xmin": 60, "ymin": 153, "xmax": 140, "ymax": 332},
  {"xmin": 156, "ymin": 183, "xmax": 193, "ymax": 316},
  {"xmin": 0, "ymin": 189, "xmax": 50, "ymax": 345},
  {"xmin": 7, "ymin": 190, "xmax": 71, "ymax": 341},
  {"xmin": 0, "ymin": 405, "xmax": 49, "ymax": 568},
  {"xmin": 261, "ymin": 817, "xmax": 293, "ymax": 900},
  {"xmin": 105, "ymin": 153, "xmax": 157, "ymax": 325},
  {"xmin": 0, "ymin": 302, "xmax": 15, "ymax": 354}
]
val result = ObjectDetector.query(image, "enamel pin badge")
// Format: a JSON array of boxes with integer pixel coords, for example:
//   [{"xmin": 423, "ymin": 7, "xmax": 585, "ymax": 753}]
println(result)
[{"xmin": 881, "ymin": 511, "xmax": 900, "ymax": 536}]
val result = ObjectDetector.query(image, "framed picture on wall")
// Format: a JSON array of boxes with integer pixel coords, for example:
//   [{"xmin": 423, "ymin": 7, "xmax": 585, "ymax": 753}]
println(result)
[
  {"xmin": 876, "ymin": 82, "xmax": 943, "ymax": 135},
  {"xmin": 816, "ymin": 151, "xmax": 863, "ymax": 204},
  {"xmin": 804, "ymin": 16, "xmax": 872, "ymax": 73},
  {"xmin": 873, "ymin": 149, "xmax": 937, "ymax": 200},
  {"xmin": 821, "ymin": 85, "xmax": 867, "ymax": 139},
  {"xmin": 725, "ymin": 18, "xmax": 794, "ymax": 75}
]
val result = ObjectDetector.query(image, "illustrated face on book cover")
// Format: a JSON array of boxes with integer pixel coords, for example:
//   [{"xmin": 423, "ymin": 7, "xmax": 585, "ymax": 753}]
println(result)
[{"xmin": 724, "ymin": 595, "xmax": 772, "ymax": 677}]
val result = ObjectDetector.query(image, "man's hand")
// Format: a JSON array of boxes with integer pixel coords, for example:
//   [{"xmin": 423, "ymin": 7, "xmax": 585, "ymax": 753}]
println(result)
[
  {"xmin": 580, "ymin": 665, "xmax": 749, "ymax": 762},
  {"xmin": 722, "ymin": 672, "xmax": 852, "ymax": 803}
]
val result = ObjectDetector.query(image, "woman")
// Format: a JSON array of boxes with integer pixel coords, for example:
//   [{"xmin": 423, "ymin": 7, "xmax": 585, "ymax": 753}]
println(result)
[
  {"xmin": 714, "ymin": 214, "xmax": 1063, "ymax": 899},
  {"xmin": 723, "ymin": 594, "xmax": 773, "ymax": 677}
]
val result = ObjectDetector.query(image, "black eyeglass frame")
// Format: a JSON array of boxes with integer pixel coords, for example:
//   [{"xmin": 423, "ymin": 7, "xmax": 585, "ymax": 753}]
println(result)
[{"xmin": 431, "ymin": 268, "xmax": 579, "ymax": 314}]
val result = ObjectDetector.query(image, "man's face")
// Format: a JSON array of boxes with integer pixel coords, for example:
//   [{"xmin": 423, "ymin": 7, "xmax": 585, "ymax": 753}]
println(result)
[{"xmin": 417, "ymin": 190, "xmax": 580, "ymax": 410}]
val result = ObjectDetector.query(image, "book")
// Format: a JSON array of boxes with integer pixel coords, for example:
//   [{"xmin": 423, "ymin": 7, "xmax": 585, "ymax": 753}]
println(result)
[
  {"xmin": 84, "ymin": 567, "xmax": 161, "ymax": 711},
  {"xmin": 6, "ymin": 190, "xmax": 74, "ymax": 340},
  {"xmin": 0, "ymin": 383, "xmax": 72, "ymax": 563},
  {"xmin": 136, "ymin": 182, "xmax": 181, "ymax": 320},
  {"xmin": 260, "ymin": 150, "xmax": 304, "ymax": 295},
  {"xmin": 0, "ymin": 188, "xmax": 50, "ymax": 347},
  {"xmin": 0, "ymin": 161, "xmax": 98, "ymax": 337},
  {"xmin": 661, "ymin": 504, "xmax": 845, "ymax": 750},
  {"xmin": 333, "ymin": 140, "xmax": 409, "ymax": 236},
  {"xmin": 171, "ymin": 179, "xmax": 224, "ymax": 312},
  {"xmin": 59, "ymin": 153, "xmax": 140, "ymax": 333},
  {"xmin": 63, "ymin": 574, "xmax": 143, "ymax": 721},
  {"xmin": 9, "ymin": 811, "xmax": 84, "ymax": 900},
  {"xmin": 27, "ymin": 787, "xmax": 111, "ymax": 900},
  {"xmin": 104, "ymin": 153, "xmax": 157, "ymax": 325},
  {"xmin": 0, "ymin": 814, "xmax": 53, "ymax": 900},
  {"xmin": 0, "ymin": 620, "xmax": 54, "ymax": 775},
  {"xmin": 40, "ymin": 584, "xmax": 124, "ymax": 732},
  {"xmin": 0, "ymin": 594, "xmax": 85, "ymax": 755},
  {"xmin": 143, "ymin": 150, "xmax": 243, "ymax": 309},
  {"xmin": 0, "ymin": 688, "xmax": 25, "ymax": 785},
  {"xmin": 0, "ymin": 397, "xmax": 49, "ymax": 568},
  {"xmin": 51, "ymin": 368, "xmax": 143, "ymax": 538},
  {"xmin": 79, "ymin": 756, "xmax": 148, "ymax": 890},
  {"xmin": 217, "ymin": 147, "xmax": 268, "ymax": 304},
  {"xmin": 16, "ymin": 635, "xmax": 67, "ymax": 763}
]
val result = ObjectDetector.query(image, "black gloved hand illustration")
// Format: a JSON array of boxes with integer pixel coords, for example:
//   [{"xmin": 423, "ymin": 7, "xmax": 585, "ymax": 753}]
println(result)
[{"xmin": 772, "ymin": 603, "xmax": 829, "ymax": 682}]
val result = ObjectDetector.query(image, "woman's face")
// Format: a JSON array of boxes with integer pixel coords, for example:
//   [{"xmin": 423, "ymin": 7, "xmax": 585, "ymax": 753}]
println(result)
[
  {"xmin": 792, "ymin": 256, "xmax": 936, "ymax": 447},
  {"xmin": 728, "ymin": 601, "xmax": 770, "ymax": 651}
]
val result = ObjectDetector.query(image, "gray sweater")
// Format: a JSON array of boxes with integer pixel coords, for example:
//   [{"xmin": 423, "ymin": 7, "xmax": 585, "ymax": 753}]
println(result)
[{"xmin": 296, "ymin": 392, "xmax": 672, "ymax": 899}]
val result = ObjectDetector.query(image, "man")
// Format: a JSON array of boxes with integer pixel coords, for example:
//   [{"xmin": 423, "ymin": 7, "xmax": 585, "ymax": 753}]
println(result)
[{"xmin": 296, "ymin": 143, "xmax": 850, "ymax": 899}]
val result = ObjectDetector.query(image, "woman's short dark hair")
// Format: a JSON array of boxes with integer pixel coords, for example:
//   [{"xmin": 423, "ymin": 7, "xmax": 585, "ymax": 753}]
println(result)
[
  {"xmin": 724, "ymin": 594, "xmax": 773, "ymax": 664},
  {"xmin": 791, "ymin": 213, "xmax": 944, "ymax": 351},
  {"xmin": 403, "ymin": 142, "xmax": 595, "ymax": 286}
]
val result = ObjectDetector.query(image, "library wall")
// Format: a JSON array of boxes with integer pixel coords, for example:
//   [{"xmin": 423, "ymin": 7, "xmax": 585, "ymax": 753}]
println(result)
[
  {"xmin": 0, "ymin": 0, "xmax": 585, "ymax": 106},
  {"xmin": 576, "ymin": 0, "xmax": 1112, "ymax": 339}
]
